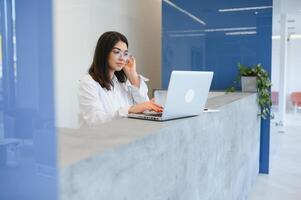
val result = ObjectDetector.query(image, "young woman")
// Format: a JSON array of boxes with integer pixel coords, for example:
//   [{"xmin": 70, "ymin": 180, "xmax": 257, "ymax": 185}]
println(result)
[{"xmin": 78, "ymin": 31, "xmax": 163, "ymax": 127}]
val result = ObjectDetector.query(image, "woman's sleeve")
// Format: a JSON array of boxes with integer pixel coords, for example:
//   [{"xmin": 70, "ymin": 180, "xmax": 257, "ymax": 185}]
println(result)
[
  {"xmin": 78, "ymin": 80, "xmax": 131, "ymax": 127},
  {"xmin": 128, "ymin": 75, "xmax": 150, "ymax": 103}
]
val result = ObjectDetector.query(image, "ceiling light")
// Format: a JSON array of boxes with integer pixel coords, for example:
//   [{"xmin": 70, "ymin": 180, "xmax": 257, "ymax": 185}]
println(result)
[
  {"xmin": 163, "ymin": 0, "xmax": 206, "ymax": 25},
  {"xmin": 205, "ymin": 27, "xmax": 256, "ymax": 32},
  {"xmin": 225, "ymin": 31, "xmax": 257, "ymax": 35},
  {"xmin": 166, "ymin": 27, "xmax": 256, "ymax": 34},
  {"xmin": 167, "ymin": 29, "xmax": 203, "ymax": 34},
  {"xmin": 218, "ymin": 6, "xmax": 272, "ymax": 12},
  {"xmin": 169, "ymin": 33, "xmax": 205, "ymax": 38}
]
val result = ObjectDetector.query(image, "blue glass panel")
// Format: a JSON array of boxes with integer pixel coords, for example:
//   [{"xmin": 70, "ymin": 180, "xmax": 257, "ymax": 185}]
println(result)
[
  {"xmin": 162, "ymin": 0, "xmax": 272, "ymax": 173},
  {"xmin": 0, "ymin": 0, "xmax": 57, "ymax": 199}
]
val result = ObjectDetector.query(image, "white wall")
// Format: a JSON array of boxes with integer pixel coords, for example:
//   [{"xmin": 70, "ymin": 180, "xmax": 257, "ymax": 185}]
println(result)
[{"xmin": 53, "ymin": 0, "xmax": 162, "ymax": 128}]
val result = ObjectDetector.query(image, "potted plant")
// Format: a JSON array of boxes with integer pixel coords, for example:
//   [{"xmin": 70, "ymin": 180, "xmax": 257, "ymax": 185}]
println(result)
[{"xmin": 226, "ymin": 63, "xmax": 272, "ymax": 119}]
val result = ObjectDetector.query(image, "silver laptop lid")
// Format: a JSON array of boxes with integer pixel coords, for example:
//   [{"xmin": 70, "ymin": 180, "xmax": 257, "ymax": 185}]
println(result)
[{"xmin": 161, "ymin": 71, "xmax": 213, "ymax": 120}]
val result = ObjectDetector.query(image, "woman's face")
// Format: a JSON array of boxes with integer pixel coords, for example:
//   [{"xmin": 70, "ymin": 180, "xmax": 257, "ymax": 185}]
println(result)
[{"xmin": 108, "ymin": 41, "xmax": 129, "ymax": 72}]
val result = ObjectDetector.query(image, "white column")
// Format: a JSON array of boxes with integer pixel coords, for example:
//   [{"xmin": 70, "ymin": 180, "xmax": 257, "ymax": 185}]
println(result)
[{"xmin": 278, "ymin": 14, "xmax": 288, "ymax": 126}]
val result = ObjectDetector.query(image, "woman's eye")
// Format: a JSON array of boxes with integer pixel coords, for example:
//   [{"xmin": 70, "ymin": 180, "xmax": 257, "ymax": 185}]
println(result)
[{"xmin": 113, "ymin": 50, "xmax": 120, "ymax": 54}]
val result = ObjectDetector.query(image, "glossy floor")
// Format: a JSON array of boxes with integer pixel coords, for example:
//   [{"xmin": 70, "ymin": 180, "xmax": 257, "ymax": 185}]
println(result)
[{"xmin": 249, "ymin": 112, "xmax": 301, "ymax": 199}]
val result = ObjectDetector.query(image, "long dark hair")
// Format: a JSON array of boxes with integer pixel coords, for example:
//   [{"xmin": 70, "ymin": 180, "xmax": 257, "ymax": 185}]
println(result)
[{"xmin": 89, "ymin": 31, "xmax": 128, "ymax": 90}]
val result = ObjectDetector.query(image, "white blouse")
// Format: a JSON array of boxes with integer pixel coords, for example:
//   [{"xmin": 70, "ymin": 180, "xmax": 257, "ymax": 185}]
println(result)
[{"xmin": 78, "ymin": 74, "xmax": 149, "ymax": 127}]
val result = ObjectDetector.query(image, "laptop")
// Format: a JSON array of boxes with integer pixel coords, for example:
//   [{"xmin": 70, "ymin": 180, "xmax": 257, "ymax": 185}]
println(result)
[{"xmin": 127, "ymin": 70, "xmax": 214, "ymax": 121}]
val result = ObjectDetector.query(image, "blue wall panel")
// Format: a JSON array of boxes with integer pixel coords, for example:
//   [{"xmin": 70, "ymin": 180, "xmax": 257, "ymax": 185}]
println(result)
[
  {"xmin": 162, "ymin": 0, "xmax": 272, "ymax": 173},
  {"xmin": 0, "ymin": 0, "xmax": 57, "ymax": 199}
]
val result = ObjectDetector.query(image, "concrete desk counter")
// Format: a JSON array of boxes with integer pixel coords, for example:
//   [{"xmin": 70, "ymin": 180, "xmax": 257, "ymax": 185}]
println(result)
[{"xmin": 59, "ymin": 92, "xmax": 260, "ymax": 200}]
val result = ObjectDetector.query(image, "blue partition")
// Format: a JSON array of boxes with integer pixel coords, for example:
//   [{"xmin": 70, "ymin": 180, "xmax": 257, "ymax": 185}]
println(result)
[
  {"xmin": 0, "ymin": 0, "xmax": 57, "ymax": 199},
  {"xmin": 162, "ymin": 0, "xmax": 272, "ymax": 173}
]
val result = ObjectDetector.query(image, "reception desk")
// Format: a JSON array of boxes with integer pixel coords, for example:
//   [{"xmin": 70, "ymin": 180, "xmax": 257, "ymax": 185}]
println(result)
[{"xmin": 59, "ymin": 92, "xmax": 260, "ymax": 200}]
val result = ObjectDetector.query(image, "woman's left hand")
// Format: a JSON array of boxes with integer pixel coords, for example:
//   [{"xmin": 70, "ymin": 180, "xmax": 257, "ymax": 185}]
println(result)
[
  {"xmin": 123, "ymin": 56, "xmax": 140, "ymax": 87},
  {"xmin": 123, "ymin": 56, "xmax": 136, "ymax": 75}
]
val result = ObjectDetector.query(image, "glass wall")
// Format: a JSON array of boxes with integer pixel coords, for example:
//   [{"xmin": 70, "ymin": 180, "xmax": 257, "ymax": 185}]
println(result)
[
  {"xmin": 162, "ymin": 0, "xmax": 273, "ymax": 173},
  {"xmin": 271, "ymin": 0, "xmax": 301, "ymax": 124},
  {"xmin": 162, "ymin": 0, "xmax": 272, "ymax": 90},
  {"xmin": 0, "ymin": 0, "xmax": 57, "ymax": 199}
]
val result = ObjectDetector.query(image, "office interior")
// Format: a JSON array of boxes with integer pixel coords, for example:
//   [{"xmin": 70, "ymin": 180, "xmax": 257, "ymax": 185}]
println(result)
[{"xmin": 0, "ymin": 0, "xmax": 300, "ymax": 199}]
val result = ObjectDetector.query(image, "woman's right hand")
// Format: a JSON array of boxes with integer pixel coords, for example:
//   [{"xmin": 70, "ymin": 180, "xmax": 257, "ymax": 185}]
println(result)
[{"xmin": 128, "ymin": 101, "xmax": 163, "ymax": 114}]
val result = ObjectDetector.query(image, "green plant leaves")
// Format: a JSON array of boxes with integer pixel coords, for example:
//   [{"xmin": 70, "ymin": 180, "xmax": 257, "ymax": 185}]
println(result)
[
  {"xmin": 225, "ymin": 86, "xmax": 236, "ymax": 93},
  {"xmin": 228, "ymin": 63, "xmax": 273, "ymax": 119}
]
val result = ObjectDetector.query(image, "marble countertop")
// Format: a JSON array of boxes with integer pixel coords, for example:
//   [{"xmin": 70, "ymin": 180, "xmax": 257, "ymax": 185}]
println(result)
[{"xmin": 58, "ymin": 92, "xmax": 255, "ymax": 169}]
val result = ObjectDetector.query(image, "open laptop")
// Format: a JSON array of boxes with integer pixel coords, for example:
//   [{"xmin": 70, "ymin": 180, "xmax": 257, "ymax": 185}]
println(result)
[{"xmin": 127, "ymin": 70, "xmax": 214, "ymax": 121}]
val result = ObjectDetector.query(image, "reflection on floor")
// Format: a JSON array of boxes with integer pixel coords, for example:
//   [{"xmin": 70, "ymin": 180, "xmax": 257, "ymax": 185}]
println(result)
[{"xmin": 249, "ymin": 112, "xmax": 301, "ymax": 200}]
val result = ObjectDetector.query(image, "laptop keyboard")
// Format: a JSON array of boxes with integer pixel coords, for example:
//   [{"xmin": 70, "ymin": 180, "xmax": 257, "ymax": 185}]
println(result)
[{"xmin": 144, "ymin": 112, "xmax": 163, "ymax": 117}]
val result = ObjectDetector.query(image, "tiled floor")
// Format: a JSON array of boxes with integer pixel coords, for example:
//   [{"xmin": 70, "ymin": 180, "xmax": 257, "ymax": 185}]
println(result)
[{"xmin": 249, "ymin": 112, "xmax": 301, "ymax": 200}]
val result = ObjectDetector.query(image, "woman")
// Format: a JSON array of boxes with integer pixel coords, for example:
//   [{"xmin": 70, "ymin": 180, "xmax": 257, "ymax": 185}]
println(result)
[{"xmin": 78, "ymin": 31, "xmax": 163, "ymax": 127}]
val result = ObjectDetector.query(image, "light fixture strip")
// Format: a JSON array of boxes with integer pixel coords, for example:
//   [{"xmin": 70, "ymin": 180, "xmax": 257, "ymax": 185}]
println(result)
[
  {"xmin": 205, "ymin": 27, "xmax": 256, "ymax": 32},
  {"xmin": 167, "ymin": 29, "xmax": 204, "ymax": 34},
  {"xmin": 169, "ymin": 33, "xmax": 205, "ymax": 37},
  {"xmin": 225, "ymin": 31, "xmax": 257, "ymax": 35},
  {"xmin": 219, "ymin": 6, "xmax": 272, "ymax": 12},
  {"xmin": 167, "ymin": 27, "xmax": 256, "ymax": 34},
  {"xmin": 163, "ymin": 0, "xmax": 206, "ymax": 25}
]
